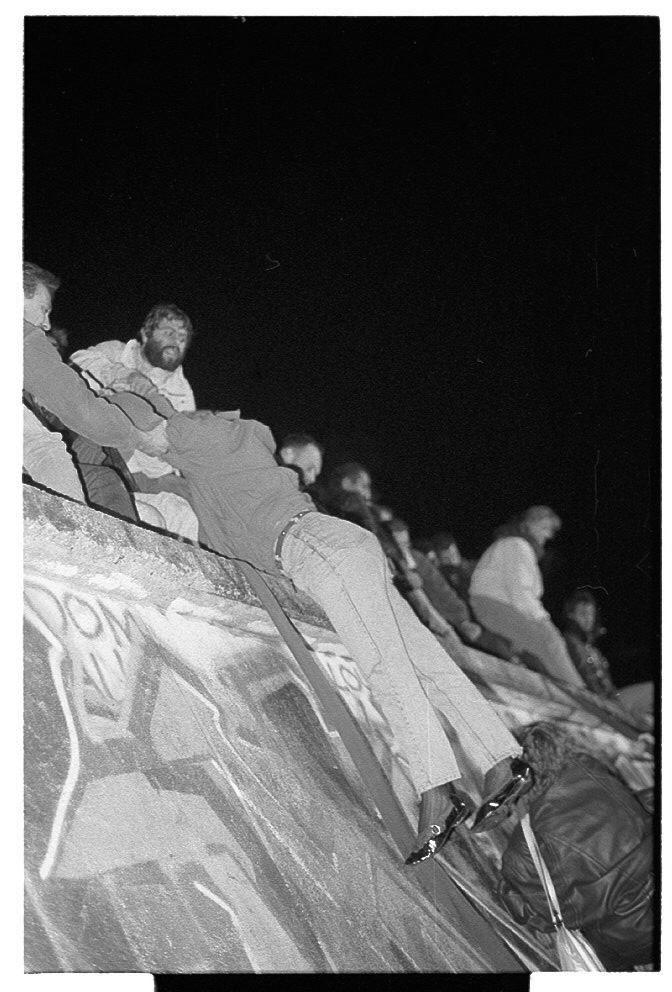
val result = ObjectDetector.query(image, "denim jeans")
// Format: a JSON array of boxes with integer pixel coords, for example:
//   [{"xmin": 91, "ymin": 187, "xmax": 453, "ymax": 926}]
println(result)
[
  {"xmin": 23, "ymin": 406, "xmax": 85, "ymax": 502},
  {"xmin": 470, "ymin": 594, "xmax": 585, "ymax": 688},
  {"xmin": 281, "ymin": 513, "xmax": 520, "ymax": 796}
]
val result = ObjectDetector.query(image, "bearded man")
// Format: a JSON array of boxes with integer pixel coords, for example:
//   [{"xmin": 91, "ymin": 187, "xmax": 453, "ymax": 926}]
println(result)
[{"xmin": 70, "ymin": 304, "xmax": 199, "ymax": 539}]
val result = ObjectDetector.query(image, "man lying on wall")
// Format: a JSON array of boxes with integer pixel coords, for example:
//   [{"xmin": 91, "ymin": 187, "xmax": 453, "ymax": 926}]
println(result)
[{"xmin": 103, "ymin": 373, "xmax": 533, "ymax": 866}]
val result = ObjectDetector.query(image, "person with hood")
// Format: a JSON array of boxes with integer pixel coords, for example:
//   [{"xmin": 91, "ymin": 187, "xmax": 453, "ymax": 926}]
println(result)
[
  {"xmin": 23, "ymin": 261, "xmax": 167, "ymax": 501},
  {"xmin": 469, "ymin": 506, "xmax": 585, "ymax": 686},
  {"xmin": 499, "ymin": 721, "xmax": 654, "ymax": 971}
]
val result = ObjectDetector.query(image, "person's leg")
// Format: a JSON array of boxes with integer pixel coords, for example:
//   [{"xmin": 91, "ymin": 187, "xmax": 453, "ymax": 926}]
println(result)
[
  {"xmin": 471, "ymin": 595, "xmax": 585, "ymax": 688},
  {"xmin": 133, "ymin": 492, "xmax": 200, "ymax": 541},
  {"xmin": 23, "ymin": 406, "xmax": 86, "ymax": 502},
  {"xmin": 616, "ymin": 681, "xmax": 654, "ymax": 721},
  {"xmin": 133, "ymin": 495, "xmax": 169, "ymax": 531},
  {"xmin": 282, "ymin": 514, "xmax": 519, "ymax": 796},
  {"xmin": 70, "ymin": 435, "xmax": 139, "ymax": 519}
]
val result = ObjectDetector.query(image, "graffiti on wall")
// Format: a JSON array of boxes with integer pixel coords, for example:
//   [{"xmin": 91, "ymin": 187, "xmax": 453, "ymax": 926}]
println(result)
[{"xmin": 28, "ymin": 570, "xmax": 480, "ymax": 973}]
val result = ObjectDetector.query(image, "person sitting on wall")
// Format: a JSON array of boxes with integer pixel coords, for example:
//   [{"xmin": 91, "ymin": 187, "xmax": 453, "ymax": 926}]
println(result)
[
  {"xmin": 69, "ymin": 303, "xmax": 200, "ymax": 540},
  {"xmin": 323, "ymin": 461, "xmax": 417, "ymax": 584},
  {"xmin": 498, "ymin": 721, "xmax": 654, "ymax": 971},
  {"xmin": 562, "ymin": 589, "xmax": 654, "ymax": 728},
  {"xmin": 469, "ymin": 506, "xmax": 586, "ymax": 688},
  {"xmin": 397, "ymin": 522, "xmax": 539, "ymax": 666},
  {"xmin": 277, "ymin": 433, "xmax": 324, "ymax": 490},
  {"xmin": 431, "ymin": 531, "xmax": 477, "ymax": 603},
  {"xmin": 105, "ymin": 380, "xmax": 534, "ymax": 865},
  {"xmin": 23, "ymin": 261, "xmax": 168, "ymax": 503},
  {"xmin": 28, "ymin": 322, "xmax": 145, "ymax": 523},
  {"xmin": 388, "ymin": 518, "xmax": 524, "ymax": 664}
]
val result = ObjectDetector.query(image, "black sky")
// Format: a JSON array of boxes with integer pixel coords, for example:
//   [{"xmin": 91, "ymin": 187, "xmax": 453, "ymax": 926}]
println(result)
[{"xmin": 23, "ymin": 15, "xmax": 660, "ymax": 684}]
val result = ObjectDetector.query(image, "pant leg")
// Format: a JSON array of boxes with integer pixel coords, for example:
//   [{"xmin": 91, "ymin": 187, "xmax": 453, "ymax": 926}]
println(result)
[
  {"xmin": 281, "ymin": 513, "xmax": 519, "ymax": 796},
  {"xmin": 133, "ymin": 492, "xmax": 200, "ymax": 541},
  {"xmin": 471, "ymin": 594, "xmax": 586, "ymax": 688},
  {"xmin": 70, "ymin": 435, "xmax": 139, "ymax": 520},
  {"xmin": 133, "ymin": 496, "xmax": 169, "ymax": 530},
  {"xmin": 23, "ymin": 406, "xmax": 85, "ymax": 502}
]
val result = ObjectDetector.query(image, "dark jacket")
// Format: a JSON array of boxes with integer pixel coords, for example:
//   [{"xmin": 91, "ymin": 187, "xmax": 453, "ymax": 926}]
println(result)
[
  {"xmin": 411, "ymin": 550, "xmax": 471, "ymax": 628},
  {"xmin": 499, "ymin": 753, "xmax": 654, "ymax": 970},
  {"xmin": 563, "ymin": 621, "xmax": 618, "ymax": 698},
  {"xmin": 439, "ymin": 560, "xmax": 475, "ymax": 602},
  {"xmin": 165, "ymin": 410, "xmax": 312, "ymax": 572},
  {"xmin": 108, "ymin": 392, "xmax": 313, "ymax": 571},
  {"xmin": 23, "ymin": 321, "xmax": 144, "ymax": 451}
]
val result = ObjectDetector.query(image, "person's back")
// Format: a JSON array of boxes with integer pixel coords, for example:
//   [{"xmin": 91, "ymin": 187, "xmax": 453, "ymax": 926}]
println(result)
[
  {"xmin": 499, "ymin": 735, "xmax": 653, "ymax": 970},
  {"xmin": 163, "ymin": 410, "xmax": 312, "ymax": 570}
]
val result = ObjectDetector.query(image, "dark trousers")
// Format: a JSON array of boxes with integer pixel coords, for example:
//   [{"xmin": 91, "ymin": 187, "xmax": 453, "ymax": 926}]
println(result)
[{"xmin": 69, "ymin": 435, "xmax": 139, "ymax": 521}]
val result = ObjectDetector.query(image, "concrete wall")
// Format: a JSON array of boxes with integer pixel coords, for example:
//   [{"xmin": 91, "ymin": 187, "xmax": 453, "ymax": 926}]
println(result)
[{"xmin": 24, "ymin": 486, "xmax": 652, "ymax": 974}]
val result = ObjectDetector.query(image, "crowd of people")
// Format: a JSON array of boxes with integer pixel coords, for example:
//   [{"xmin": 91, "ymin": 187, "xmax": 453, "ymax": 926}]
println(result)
[{"xmin": 23, "ymin": 261, "xmax": 655, "ymax": 969}]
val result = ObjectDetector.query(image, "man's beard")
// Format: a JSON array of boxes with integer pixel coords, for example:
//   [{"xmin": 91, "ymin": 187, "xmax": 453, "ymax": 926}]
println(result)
[{"xmin": 142, "ymin": 337, "xmax": 184, "ymax": 372}]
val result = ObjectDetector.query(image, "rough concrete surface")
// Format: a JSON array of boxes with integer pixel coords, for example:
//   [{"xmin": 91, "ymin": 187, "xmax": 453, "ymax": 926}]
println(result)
[{"xmin": 24, "ymin": 486, "xmax": 652, "ymax": 974}]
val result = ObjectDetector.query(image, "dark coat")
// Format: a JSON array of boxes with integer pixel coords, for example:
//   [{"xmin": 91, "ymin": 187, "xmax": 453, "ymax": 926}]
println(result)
[
  {"xmin": 499, "ymin": 753, "xmax": 654, "ymax": 970},
  {"xmin": 562, "ymin": 620, "xmax": 618, "ymax": 698},
  {"xmin": 23, "ymin": 321, "xmax": 143, "ymax": 452}
]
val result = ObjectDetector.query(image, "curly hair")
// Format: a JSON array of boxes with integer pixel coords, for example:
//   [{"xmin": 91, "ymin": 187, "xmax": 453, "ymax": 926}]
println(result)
[
  {"xmin": 23, "ymin": 261, "xmax": 60, "ymax": 299},
  {"xmin": 517, "ymin": 721, "xmax": 581, "ymax": 802},
  {"xmin": 139, "ymin": 303, "xmax": 194, "ymax": 343}
]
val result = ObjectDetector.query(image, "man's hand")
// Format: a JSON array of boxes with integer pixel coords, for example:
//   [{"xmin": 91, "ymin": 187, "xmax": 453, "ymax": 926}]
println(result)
[
  {"xmin": 136, "ymin": 421, "xmax": 169, "ymax": 456},
  {"xmin": 110, "ymin": 370, "xmax": 156, "ymax": 398}
]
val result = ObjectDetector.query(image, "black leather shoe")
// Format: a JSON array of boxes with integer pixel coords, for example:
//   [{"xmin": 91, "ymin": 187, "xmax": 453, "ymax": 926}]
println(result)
[
  {"xmin": 404, "ymin": 790, "xmax": 474, "ymax": 866},
  {"xmin": 470, "ymin": 758, "xmax": 534, "ymax": 833}
]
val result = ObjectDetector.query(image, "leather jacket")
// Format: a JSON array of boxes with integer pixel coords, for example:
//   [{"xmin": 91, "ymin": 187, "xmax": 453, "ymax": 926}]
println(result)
[{"xmin": 499, "ymin": 753, "xmax": 654, "ymax": 970}]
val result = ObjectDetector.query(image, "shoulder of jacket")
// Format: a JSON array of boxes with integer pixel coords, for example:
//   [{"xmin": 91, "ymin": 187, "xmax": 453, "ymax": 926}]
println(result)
[{"xmin": 71, "ymin": 339, "xmax": 127, "ymax": 359}]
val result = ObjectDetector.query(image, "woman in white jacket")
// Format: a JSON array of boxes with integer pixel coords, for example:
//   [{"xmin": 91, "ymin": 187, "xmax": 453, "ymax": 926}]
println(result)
[{"xmin": 469, "ymin": 506, "xmax": 585, "ymax": 687}]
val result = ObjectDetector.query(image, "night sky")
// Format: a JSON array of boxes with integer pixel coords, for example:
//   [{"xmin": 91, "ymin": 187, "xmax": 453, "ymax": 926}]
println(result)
[{"xmin": 23, "ymin": 15, "xmax": 659, "ymax": 685}]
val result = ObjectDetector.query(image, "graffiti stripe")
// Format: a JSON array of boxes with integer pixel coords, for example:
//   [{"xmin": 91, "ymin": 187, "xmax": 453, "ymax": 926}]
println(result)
[{"xmin": 25, "ymin": 605, "xmax": 82, "ymax": 881}]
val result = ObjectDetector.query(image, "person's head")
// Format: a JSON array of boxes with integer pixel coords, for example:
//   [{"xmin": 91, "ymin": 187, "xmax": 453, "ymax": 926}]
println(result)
[
  {"xmin": 520, "ymin": 505, "xmax": 561, "ymax": 548},
  {"xmin": 23, "ymin": 261, "xmax": 60, "ymax": 331},
  {"xmin": 329, "ymin": 462, "xmax": 373, "ymax": 502},
  {"xmin": 563, "ymin": 589, "xmax": 599, "ymax": 636},
  {"xmin": 388, "ymin": 517, "xmax": 411, "ymax": 550},
  {"xmin": 432, "ymin": 531, "xmax": 461, "ymax": 567},
  {"xmin": 516, "ymin": 721, "xmax": 580, "ymax": 802},
  {"xmin": 278, "ymin": 433, "xmax": 324, "ymax": 487},
  {"xmin": 414, "ymin": 538, "xmax": 437, "ymax": 561},
  {"xmin": 138, "ymin": 303, "xmax": 194, "ymax": 372}
]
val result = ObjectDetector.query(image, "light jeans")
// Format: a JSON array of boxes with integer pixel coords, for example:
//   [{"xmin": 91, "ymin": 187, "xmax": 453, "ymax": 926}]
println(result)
[
  {"xmin": 23, "ymin": 406, "xmax": 85, "ymax": 502},
  {"xmin": 470, "ymin": 594, "xmax": 585, "ymax": 688},
  {"xmin": 281, "ymin": 513, "xmax": 520, "ymax": 796}
]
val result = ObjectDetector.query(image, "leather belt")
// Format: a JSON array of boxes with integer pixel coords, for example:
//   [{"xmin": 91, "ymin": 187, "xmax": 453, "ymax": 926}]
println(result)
[{"xmin": 273, "ymin": 509, "xmax": 315, "ymax": 570}]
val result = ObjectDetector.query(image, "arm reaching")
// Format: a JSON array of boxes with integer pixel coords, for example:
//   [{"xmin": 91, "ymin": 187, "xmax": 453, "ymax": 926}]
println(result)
[
  {"xmin": 111, "ymin": 371, "xmax": 178, "ymax": 419},
  {"xmin": 70, "ymin": 341, "xmax": 134, "ymax": 391},
  {"xmin": 136, "ymin": 421, "xmax": 169, "ymax": 457},
  {"xmin": 24, "ymin": 324, "xmax": 142, "ymax": 450}
]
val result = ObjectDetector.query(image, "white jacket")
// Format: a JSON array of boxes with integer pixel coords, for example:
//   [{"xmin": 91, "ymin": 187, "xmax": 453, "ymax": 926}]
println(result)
[
  {"xmin": 469, "ymin": 536, "xmax": 548, "ymax": 620},
  {"xmin": 70, "ymin": 339, "xmax": 195, "ymax": 477}
]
